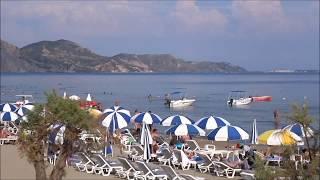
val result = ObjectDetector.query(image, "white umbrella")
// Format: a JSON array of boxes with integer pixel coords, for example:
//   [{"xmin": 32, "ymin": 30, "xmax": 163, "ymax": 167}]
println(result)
[
  {"xmin": 0, "ymin": 103, "xmax": 18, "ymax": 112},
  {"xmin": 0, "ymin": 111, "xmax": 19, "ymax": 122},
  {"xmin": 102, "ymin": 106, "xmax": 131, "ymax": 132},
  {"xmin": 140, "ymin": 123, "xmax": 153, "ymax": 162},
  {"xmin": 195, "ymin": 116, "xmax": 230, "ymax": 130},
  {"xmin": 250, "ymin": 119, "xmax": 258, "ymax": 144},
  {"xmin": 208, "ymin": 125, "xmax": 249, "ymax": 141},
  {"xmin": 282, "ymin": 123, "xmax": 313, "ymax": 137},
  {"xmin": 86, "ymin": 93, "xmax": 92, "ymax": 101},
  {"xmin": 131, "ymin": 112, "xmax": 161, "ymax": 124},
  {"xmin": 49, "ymin": 123, "xmax": 65, "ymax": 145},
  {"xmin": 166, "ymin": 124, "xmax": 206, "ymax": 136},
  {"xmin": 161, "ymin": 115, "xmax": 193, "ymax": 126}
]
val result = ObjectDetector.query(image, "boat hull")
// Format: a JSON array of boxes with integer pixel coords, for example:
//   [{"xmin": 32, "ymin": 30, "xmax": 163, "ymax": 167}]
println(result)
[
  {"xmin": 170, "ymin": 99, "xmax": 196, "ymax": 107},
  {"xmin": 252, "ymin": 96, "xmax": 272, "ymax": 102},
  {"xmin": 228, "ymin": 98, "xmax": 252, "ymax": 106}
]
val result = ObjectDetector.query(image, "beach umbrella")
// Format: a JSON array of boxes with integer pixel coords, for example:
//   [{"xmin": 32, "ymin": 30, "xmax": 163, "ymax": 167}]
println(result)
[
  {"xmin": 0, "ymin": 103, "xmax": 18, "ymax": 112},
  {"xmin": 250, "ymin": 119, "xmax": 258, "ymax": 144},
  {"xmin": 0, "ymin": 111, "xmax": 19, "ymax": 122},
  {"xmin": 102, "ymin": 106, "xmax": 131, "ymax": 132},
  {"xmin": 282, "ymin": 123, "xmax": 313, "ymax": 137},
  {"xmin": 22, "ymin": 103, "xmax": 34, "ymax": 110},
  {"xmin": 161, "ymin": 115, "xmax": 194, "ymax": 126},
  {"xmin": 141, "ymin": 123, "xmax": 153, "ymax": 162},
  {"xmin": 86, "ymin": 93, "xmax": 92, "ymax": 101},
  {"xmin": 16, "ymin": 103, "xmax": 34, "ymax": 117},
  {"xmin": 166, "ymin": 124, "xmax": 206, "ymax": 136},
  {"xmin": 207, "ymin": 125, "xmax": 249, "ymax": 141},
  {"xmin": 131, "ymin": 112, "xmax": 161, "ymax": 124},
  {"xmin": 194, "ymin": 116, "xmax": 230, "ymax": 130},
  {"xmin": 49, "ymin": 123, "xmax": 65, "ymax": 145},
  {"xmin": 258, "ymin": 129, "xmax": 302, "ymax": 146}
]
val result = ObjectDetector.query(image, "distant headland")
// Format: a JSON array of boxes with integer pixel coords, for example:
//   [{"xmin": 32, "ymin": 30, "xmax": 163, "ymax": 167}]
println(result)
[{"xmin": 1, "ymin": 39, "xmax": 247, "ymax": 73}]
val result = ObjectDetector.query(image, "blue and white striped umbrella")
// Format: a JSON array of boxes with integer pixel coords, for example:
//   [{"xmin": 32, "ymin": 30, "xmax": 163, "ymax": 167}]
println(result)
[
  {"xmin": 250, "ymin": 119, "xmax": 258, "ymax": 144},
  {"xmin": 0, "ymin": 103, "xmax": 18, "ymax": 112},
  {"xmin": 161, "ymin": 115, "xmax": 194, "ymax": 126},
  {"xmin": 131, "ymin": 112, "xmax": 161, "ymax": 124},
  {"xmin": 166, "ymin": 124, "xmax": 206, "ymax": 136},
  {"xmin": 208, "ymin": 125, "xmax": 249, "ymax": 141},
  {"xmin": 49, "ymin": 123, "xmax": 65, "ymax": 145},
  {"xmin": 282, "ymin": 123, "xmax": 313, "ymax": 137},
  {"xmin": 102, "ymin": 106, "xmax": 131, "ymax": 132},
  {"xmin": 21, "ymin": 103, "xmax": 34, "ymax": 110},
  {"xmin": 17, "ymin": 107, "xmax": 30, "ymax": 117},
  {"xmin": 141, "ymin": 123, "xmax": 153, "ymax": 161},
  {"xmin": 195, "ymin": 116, "xmax": 230, "ymax": 130},
  {"xmin": 0, "ymin": 111, "xmax": 19, "ymax": 122}
]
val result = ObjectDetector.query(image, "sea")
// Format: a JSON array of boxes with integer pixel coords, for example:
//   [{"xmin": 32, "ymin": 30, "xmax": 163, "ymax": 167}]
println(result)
[{"xmin": 1, "ymin": 72, "xmax": 319, "ymax": 134}]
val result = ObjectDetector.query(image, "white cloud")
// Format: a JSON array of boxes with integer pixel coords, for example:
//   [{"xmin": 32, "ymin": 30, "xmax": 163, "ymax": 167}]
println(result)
[
  {"xmin": 231, "ymin": 1, "xmax": 305, "ymax": 34},
  {"xmin": 172, "ymin": 1, "xmax": 228, "ymax": 33},
  {"xmin": 1, "ymin": 1, "xmax": 165, "ymax": 41}
]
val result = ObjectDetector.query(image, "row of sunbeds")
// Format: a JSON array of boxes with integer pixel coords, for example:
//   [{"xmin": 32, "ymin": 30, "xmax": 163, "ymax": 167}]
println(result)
[{"xmin": 72, "ymin": 152, "xmax": 204, "ymax": 180}]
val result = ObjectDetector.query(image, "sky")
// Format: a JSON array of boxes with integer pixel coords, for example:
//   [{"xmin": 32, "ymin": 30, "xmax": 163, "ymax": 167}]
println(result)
[{"xmin": 1, "ymin": 0, "xmax": 319, "ymax": 71}]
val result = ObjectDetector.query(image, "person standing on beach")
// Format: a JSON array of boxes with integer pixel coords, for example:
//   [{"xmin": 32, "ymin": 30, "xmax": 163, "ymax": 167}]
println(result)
[{"xmin": 273, "ymin": 109, "xmax": 280, "ymax": 129}]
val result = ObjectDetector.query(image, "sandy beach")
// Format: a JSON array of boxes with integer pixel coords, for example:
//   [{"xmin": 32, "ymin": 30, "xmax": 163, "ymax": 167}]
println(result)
[{"xmin": 1, "ymin": 143, "xmax": 242, "ymax": 180}]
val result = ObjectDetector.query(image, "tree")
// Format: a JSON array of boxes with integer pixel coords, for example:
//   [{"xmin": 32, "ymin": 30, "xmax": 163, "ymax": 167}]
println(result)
[
  {"xmin": 288, "ymin": 103, "xmax": 314, "ymax": 161},
  {"xmin": 18, "ymin": 104, "xmax": 51, "ymax": 180},
  {"xmin": 18, "ymin": 91, "xmax": 95, "ymax": 180}
]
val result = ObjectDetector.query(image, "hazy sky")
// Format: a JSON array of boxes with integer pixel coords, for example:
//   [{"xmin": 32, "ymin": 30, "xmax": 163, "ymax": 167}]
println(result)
[{"xmin": 1, "ymin": 1, "xmax": 319, "ymax": 71}]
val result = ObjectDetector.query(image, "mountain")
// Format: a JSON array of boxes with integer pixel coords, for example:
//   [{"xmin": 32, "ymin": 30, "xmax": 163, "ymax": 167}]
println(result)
[{"xmin": 1, "ymin": 39, "xmax": 247, "ymax": 73}]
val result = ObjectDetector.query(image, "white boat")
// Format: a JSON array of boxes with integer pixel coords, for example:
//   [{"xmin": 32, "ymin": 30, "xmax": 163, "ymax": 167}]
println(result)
[
  {"xmin": 15, "ymin": 95, "xmax": 33, "ymax": 106},
  {"xmin": 227, "ymin": 91, "xmax": 252, "ymax": 106},
  {"xmin": 165, "ymin": 92, "xmax": 196, "ymax": 108},
  {"xmin": 170, "ymin": 98, "xmax": 196, "ymax": 108}
]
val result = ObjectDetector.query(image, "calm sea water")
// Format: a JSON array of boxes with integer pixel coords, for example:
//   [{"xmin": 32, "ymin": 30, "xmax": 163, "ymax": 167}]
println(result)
[{"xmin": 1, "ymin": 73, "xmax": 319, "ymax": 134}]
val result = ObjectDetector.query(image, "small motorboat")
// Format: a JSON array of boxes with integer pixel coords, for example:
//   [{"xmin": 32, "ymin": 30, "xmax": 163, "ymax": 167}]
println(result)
[
  {"xmin": 252, "ymin": 96, "xmax": 272, "ymax": 102},
  {"xmin": 227, "ymin": 91, "xmax": 252, "ymax": 106},
  {"xmin": 15, "ymin": 95, "xmax": 33, "ymax": 106},
  {"xmin": 169, "ymin": 98, "xmax": 196, "ymax": 108},
  {"xmin": 165, "ymin": 92, "xmax": 196, "ymax": 108}
]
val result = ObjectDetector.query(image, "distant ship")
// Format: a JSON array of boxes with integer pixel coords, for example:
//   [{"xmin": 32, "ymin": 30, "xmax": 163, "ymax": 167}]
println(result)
[{"xmin": 271, "ymin": 69, "xmax": 295, "ymax": 73}]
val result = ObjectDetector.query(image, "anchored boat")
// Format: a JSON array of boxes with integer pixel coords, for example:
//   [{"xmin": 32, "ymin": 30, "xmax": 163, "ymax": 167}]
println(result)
[
  {"xmin": 227, "ymin": 91, "xmax": 252, "ymax": 106},
  {"xmin": 165, "ymin": 92, "xmax": 196, "ymax": 108}
]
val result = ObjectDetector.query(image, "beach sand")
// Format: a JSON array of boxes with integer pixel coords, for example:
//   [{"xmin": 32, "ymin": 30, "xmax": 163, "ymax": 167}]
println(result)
[{"xmin": 1, "ymin": 143, "xmax": 244, "ymax": 180}]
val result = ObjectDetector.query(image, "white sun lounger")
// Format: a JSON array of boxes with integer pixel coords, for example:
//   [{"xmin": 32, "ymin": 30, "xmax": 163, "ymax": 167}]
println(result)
[{"xmin": 135, "ymin": 161, "xmax": 168, "ymax": 180}]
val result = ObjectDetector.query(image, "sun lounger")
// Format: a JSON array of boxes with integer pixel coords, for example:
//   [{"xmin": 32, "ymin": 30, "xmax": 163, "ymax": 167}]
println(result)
[
  {"xmin": 161, "ymin": 165, "xmax": 205, "ymax": 180},
  {"xmin": 172, "ymin": 149, "xmax": 197, "ymax": 170},
  {"xmin": 240, "ymin": 170, "xmax": 255, "ymax": 180},
  {"xmin": 135, "ymin": 161, "xmax": 168, "ymax": 180},
  {"xmin": 180, "ymin": 174, "xmax": 205, "ymax": 180},
  {"xmin": 75, "ymin": 153, "xmax": 96, "ymax": 174},
  {"xmin": 156, "ymin": 136, "xmax": 170, "ymax": 148},
  {"xmin": 129, "ymin": 145, "xmax": 144, "ymax": 161},
  {"xmin": 158, "ymin": 148, "xmax": 173, "ymax": 166},
  {"xmin": 213, "ymin": 161, "xmax": 241, "ymax": 178},
  {"xmin": 121, "ymin": 131, "xmax": 138, "ymax": 152},
  {"xmin": 0, "ymin": 135, "xmax": 18, "ymax": 145},
  {"xmin": 160, "ymin": 165, "xmax": 184, "ymax": 180},
  {"xmin": 117, "ymin": 157, "xmax": 143, "ymax": 180},
  {"xmin": 197, "ymin": 153, "xmax": 215, "ymax": 173},
  {"xmin": 93, "ymin": 154, "xmax": 123, "ymax": 176},
  {"xmin": 185, "ymin": 140, "xmax": 217, "ymax": 158},
  {"xmin": 254, "ymin": 151, "xmax": 282, "ymax": 167},
  {"xmin": 185, "ymin": 140, "xmax": 206, "ymax": 152}
]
